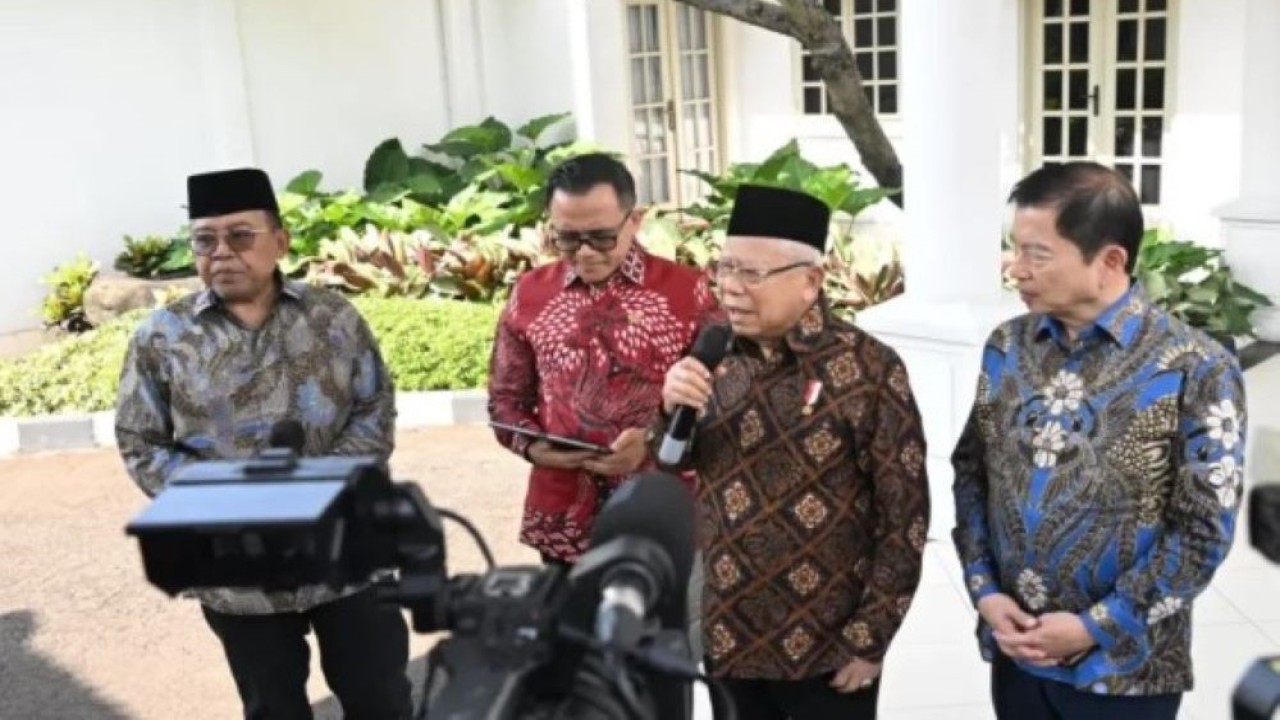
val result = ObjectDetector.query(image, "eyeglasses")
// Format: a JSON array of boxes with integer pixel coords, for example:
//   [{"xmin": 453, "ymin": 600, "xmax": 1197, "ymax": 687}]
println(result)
[
  {"xmin": 714, "ymin": 260, "xmax": 814, "ymax": 287},
  {"xmin": 189, "ymin": 227, "xmax": 270, "ymax": 257},
  {"xmin": 547, "ymin": 213, "xmax": 631, "ymax": 253}
]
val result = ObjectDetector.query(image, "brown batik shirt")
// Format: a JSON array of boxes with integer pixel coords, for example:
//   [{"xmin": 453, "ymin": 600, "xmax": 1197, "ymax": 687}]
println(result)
[{"xmin": 652, "ymin": 296, "xmax": 930, "ymax": 680}]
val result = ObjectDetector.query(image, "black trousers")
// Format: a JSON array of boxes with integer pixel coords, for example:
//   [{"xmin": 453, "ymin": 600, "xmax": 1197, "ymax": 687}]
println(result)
[
  {"xmin": 709, "ymin": 671, "xmax": 881, "ymax": 720},
  {"xmin": 992, "ymin": 655, "xmax": 1181, "ymax": 720},
  {"xmin": 201, "ymin": 588, "xmax": 412, "ymax": 720}
]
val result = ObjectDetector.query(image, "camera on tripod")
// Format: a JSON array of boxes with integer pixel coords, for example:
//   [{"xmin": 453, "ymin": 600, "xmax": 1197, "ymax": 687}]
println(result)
[{"xmin": 121, "ymin": 449, "xmax": 711, "ymax": 720}]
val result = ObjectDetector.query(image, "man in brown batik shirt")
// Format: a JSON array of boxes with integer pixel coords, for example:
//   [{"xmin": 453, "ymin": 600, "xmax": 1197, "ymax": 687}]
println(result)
[{"xmin": 654, "ymin": 185, "xmax": 929, "ymax": 720}]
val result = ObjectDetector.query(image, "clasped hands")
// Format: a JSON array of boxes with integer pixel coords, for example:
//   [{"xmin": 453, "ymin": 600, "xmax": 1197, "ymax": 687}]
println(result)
[{"xmin": 977, "ymin": 593, "xmax": 1096, "ymax": 667}]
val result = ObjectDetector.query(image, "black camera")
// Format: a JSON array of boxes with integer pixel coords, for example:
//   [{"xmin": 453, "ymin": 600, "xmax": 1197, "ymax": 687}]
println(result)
[
  {"xmin": 1233, "ymin": 484, "xmax": 1280, "ymax": 720},
  {"xmin": 123, "ymin": 450, "xmax": 711, "ymax": 720}
]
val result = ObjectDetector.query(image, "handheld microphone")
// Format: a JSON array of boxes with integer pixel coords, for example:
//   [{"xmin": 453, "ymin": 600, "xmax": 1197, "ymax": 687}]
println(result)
[
  {"xmin": 658, "ymin": 324, "xmax": 733, "ymax": 465},
  {"xmin": 267, "ymin": 420, "xmax": 306, "ymax": 455}
]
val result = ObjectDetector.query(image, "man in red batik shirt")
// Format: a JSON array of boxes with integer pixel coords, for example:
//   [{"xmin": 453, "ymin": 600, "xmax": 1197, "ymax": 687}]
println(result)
[{"xmin": 487, "ymin": 152, "xmax": 720, "ymax": 565}]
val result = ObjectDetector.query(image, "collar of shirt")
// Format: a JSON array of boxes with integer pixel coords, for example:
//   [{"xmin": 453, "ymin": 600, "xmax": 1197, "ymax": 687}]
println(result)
[
  {"xmin": 732, "ymin": 294, "xmax": 832, "ymax": 360},
  {"xmin": 1034, "ymin": 282, "xmax": 1148, "ymax": 350},
  {"xmin": 194, "ymin": 270, "xmax": 306, "ymax": 316},
  {"xmin": 562, "ymin": 243, "xmax": 648, "ymax": 288}
]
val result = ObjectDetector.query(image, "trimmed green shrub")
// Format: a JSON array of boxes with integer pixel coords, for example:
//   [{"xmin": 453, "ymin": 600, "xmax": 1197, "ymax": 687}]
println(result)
[
  {"xmin": 355, "ymin": 296, "xmax": 499, "ymax": 392},
  {"xmin": 0, "ymin": 297, "xmax": 500, "ymax": 417},
  {"xmin": 0, "ymin": 309, "xmax": 142, "ymax": 416}
]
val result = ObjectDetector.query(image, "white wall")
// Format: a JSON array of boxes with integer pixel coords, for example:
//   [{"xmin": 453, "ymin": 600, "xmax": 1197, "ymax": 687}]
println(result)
[
  {"xmin": 718, "ymin": 21, "xmax": 798, "ymax": 163},
  {"xmin": 0, "ymin": 0, "xmax": 219, "ymax": 335},
  {"xmin": 0, "ymin": 0, "xmax": 637, "ymax": 336},
  {"xmin": 0, "ymin": 0, "xmax": 473, "ymax": 334},
  {"xmin": 474, "ymin": 0, "xmax": 630, "ymax": 154},
  {"xmin": 718, "ymin": 18, "xmax": 907, "ymax": 168},
  {"xmin": 717, "ymin": 17, "xmax": 906, "ymax": 236},
  {"xmin": 577, "ymin": 0, "xmax": 631, "ymax": 155},
  {"xmin": 716, "ymin": 0, "xmax": 1250, "ymax": 250},
  {"xmin": 476, "ymin": 0, "xmax": 576, "ymax": 128},
  {"xmin": 1160, "ymin": 0, "xmax": 1246, "ymax": 246},
  {"xmin": 234, "ymin": 0, "xmax": 451, "ymax": 192}
]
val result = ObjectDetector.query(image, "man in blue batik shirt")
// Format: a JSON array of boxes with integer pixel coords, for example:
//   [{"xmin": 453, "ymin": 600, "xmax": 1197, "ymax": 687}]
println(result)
[{"xmin": 952, "ymin": 162, "xmax": 1247, "ymax": 720}]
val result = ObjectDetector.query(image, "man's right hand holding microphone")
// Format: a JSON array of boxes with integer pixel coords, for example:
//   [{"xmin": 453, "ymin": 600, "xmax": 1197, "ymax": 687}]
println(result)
[{"xmin": 660, "ymin": 357, "xmax": 717, "ymax": 417}]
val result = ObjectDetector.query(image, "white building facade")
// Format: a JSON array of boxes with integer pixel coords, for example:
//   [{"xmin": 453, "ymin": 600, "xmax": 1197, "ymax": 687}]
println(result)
[{"xmin": 3, "ymin": 0, "xmax": 1277, "ymax": 531}]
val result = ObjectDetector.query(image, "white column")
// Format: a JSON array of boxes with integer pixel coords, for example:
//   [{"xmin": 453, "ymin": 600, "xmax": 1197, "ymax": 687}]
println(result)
[
  {"xmin": 566, "ymin": 0, "xmax": 630, "ymax": 152},
  {"xmin": 439, "ymin": 0, "xmax": 489, "ymax": 124},
  {"xmin": 855, "ymin": 0, "xmax": 1025, "ymax": 538},
  {"xmin": 565, "ymin": 0, "xmax": 598, "ymax": 140},
  {"xmin": 199, "ymin": 0, "xmax": 256, "ymax": 167},
  {"xmin": 898, "ymin": 0, "xmax": 1005, "ymax": 305},
  {"xmin": 1219, "ymin": 0, "xmax": 1280, "ymax": 341}
]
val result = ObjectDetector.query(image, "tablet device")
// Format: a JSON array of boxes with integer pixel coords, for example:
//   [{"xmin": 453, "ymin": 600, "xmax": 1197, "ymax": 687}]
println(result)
[{"xmin": 487, "ymin": 421, "xmax": 614, "ymax": 454}]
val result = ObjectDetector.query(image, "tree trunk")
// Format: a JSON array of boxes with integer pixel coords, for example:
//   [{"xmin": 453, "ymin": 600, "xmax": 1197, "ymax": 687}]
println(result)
[{"xmin": 673, "ymin": 0, "xmax": 904, "ymax": 208}]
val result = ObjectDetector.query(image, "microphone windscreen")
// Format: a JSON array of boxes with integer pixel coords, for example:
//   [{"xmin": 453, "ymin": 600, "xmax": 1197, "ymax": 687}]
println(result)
[
  {"xmin": 590, "ymin": 471, "xmax": 696, "ymax": 590},
  {"xmin": 689, "ymin": 324, "xmax": 733, "ymax": 372}
]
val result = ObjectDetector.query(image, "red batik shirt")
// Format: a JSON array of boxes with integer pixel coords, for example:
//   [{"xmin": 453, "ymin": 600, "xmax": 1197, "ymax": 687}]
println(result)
[{"xmin": 487, "ymin": 244, "xmax": 720, "ymax": 561}]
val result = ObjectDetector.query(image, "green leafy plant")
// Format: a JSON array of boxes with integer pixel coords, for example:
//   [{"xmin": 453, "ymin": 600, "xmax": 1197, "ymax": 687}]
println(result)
[
  {"xmin": 362, "ymin": 113, "xmax": 600, "ymax": 234},
  {"xmin": 277, "ymin": 187, "xmax": 436, "ymax": 260},
  {"xmin": 675, "ymin": 139, "xmax": 895, "ymax": 231},
  {"xmin": 40, "ymin": 254, "xmax": 99, "ymax": 332},
  {"xmin": 300, "ymin": 227, "xmax": 436, "ymax": 297},
  {"xmin": 824, "ymin": 232, "xmax": 904, "ymax": 319},
  {"xmin": 119, "ymin": 113, "xmax": 596, "ymax": 294},
  {"xmin": 639, "ymin": 214, "xmax": 720, "ymax": 281},
  {"xmin": 428, "ymin": 227, "xmax": 552, "ymax": 302},
  {"xmin": 1135, "ymin": 228, "xmax": 1273, "ymax": 339},
  {"xmin": 295, "ymin": 223, "xmax": 552, "ymax": 302},
  {"xmin": 114, "ymin": 235, "xmax": 168, "ymax": 277},
  {"xmin": 646, "ymin": 139, "xmax": 901, "ymax": 316},
  {"xmin": 160, "ymin": 238, "xmax": 195, "ymax": 276}
]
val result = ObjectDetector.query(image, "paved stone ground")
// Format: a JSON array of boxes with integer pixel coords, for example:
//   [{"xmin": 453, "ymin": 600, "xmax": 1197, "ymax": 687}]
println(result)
[
  {"xmin": 0, "ymin": 426, "xmax": 537, "ymax": 719},
  {"xmin": 0, "ymin": 328, "xmax": 62, "ymax": 360},
  {"xmin": 3, "ymin": 421, "xmax": 1279, "ymax": 719}
]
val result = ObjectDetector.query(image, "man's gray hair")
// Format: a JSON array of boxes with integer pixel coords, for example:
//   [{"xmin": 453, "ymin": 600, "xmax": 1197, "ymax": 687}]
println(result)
[{"xmin": 780, "ymin": 240, "xmax": 824, "ymax": 265}]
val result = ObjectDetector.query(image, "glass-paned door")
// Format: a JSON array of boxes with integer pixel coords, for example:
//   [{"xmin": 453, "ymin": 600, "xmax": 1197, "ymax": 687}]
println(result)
[
  {"xmin": 626, "ymin": 0, "xmax": 723, "ymax": 206},
  {"xmin": 1029, "ymin": 0, "xmax": 1174, "ymax": 204}
]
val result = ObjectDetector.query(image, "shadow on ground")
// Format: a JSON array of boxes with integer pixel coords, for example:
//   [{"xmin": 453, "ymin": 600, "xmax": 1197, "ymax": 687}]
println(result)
[{"xmin": 0, "ymin": 610, "xmax": 132, "ymax": 719}]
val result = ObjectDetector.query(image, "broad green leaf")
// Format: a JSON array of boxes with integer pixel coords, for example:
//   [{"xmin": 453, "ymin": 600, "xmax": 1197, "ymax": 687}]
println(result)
[
  {"xmin": 286, "ymin": 170, "xmax": 323, "ymax": 195},
  {"xmin": 517, "ymin": 112, "xmax": 573, "ymax": 147},
  {"xmin": 363, "ymin": 138, "xmax": 411, "ymax": 192}
]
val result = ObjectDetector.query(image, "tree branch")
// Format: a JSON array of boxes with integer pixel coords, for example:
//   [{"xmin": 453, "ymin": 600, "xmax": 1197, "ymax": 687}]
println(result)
[
  {"xmin": 671, "ymin": 0, "xmax": 791, "ymax": 36},
  {"xmin": 674, "ymin": 0, "xmax": 905, "ymax": 207}
]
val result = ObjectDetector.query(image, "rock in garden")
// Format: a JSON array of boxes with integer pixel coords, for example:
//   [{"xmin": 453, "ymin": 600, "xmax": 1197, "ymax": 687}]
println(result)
[{"xmin": 83, "ymin": 274, "xmax": 203, "ymax": 326}]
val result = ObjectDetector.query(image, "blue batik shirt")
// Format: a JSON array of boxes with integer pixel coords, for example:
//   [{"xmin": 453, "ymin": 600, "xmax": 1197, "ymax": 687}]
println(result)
[{"xmin": 952, "ymin": 284, "xmax": 1246, "ymax": 694}]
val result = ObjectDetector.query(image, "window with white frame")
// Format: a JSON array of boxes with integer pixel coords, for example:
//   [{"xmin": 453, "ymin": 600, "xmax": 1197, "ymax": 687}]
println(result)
[
  {"xmin": 800, "ymin": 0, "xmax": 899, "ymax": 116},
  {"xmin": 1030, "ymin": 0, "xmax": 1173, "ymax": 204}
]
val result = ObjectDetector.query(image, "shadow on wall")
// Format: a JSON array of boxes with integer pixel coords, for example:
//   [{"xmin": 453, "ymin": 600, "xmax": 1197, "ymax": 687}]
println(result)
[{"xmin": 0, "ymin": 609, "xmax": 131, "ymax": 719}]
